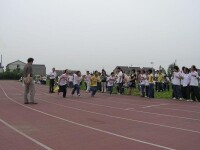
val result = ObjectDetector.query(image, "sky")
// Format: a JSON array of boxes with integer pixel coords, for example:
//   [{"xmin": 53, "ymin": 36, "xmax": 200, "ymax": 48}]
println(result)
[{"xmin": 0, "ymin": 0, "xmax": 200, "ymax": 74}]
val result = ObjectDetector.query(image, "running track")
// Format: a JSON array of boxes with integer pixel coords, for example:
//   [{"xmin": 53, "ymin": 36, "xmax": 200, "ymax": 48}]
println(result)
[{"xmin": 0, "ymin": 81, "xmax": 200, "ymax": 150}]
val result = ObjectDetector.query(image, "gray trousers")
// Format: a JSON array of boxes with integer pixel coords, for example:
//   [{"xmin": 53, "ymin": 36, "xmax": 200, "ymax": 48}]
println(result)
[{"xmin": 24, "ymin": 80, "xmax": 35, "ymax": 103}]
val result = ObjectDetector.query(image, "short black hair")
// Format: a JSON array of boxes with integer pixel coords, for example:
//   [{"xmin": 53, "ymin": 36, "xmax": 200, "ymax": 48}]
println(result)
[
  {"xmin": 148, "ymin": 69, "xmax": 152, "ymax": 74},
  {"xmin": 174, "ymin": 66, "xmax": 179, "ymax": 71},
  {"xmin": 27, "ymin": 58, "xmax": 34, "ymax": 63}
]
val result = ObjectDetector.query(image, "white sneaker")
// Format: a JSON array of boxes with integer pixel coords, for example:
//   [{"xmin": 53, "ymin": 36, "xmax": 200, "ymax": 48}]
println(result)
[
  {"xmin": 78, "ymin": 94, "xmax": 81, "ymax": 97},
  {"xmin": 172, "ymin": 97, "xmax": 176, "ymax": 100},
  {"xmin": 179, "ymin": 98, "xmax": 183, "ymax": 101}
]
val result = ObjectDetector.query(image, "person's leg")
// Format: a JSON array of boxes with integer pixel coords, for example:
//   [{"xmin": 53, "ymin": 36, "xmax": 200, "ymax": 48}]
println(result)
[
  {"xmin": 77, "ymin": 85, "xmax": 80, "ymax": 95},
  {"xmin": 110, "ymin": 86, "xmax": 113, "ymax": 95},
  {"xmin": 29, "ymin": 80, "xmax": 36, "ymax": 103},
  {"xmin": 177, "ymin": 85, "xmax": 182, "ymax": 99},
  {"xmin": 49, "ymin": 79, "xmax": 52, "ymax": 92},
  {"xmin": 193, "ymin": 86, "xmax": 200, "ymax": 101},
  {"xmin": 71, "ymin": 84, "xmax": 77, "ymax": 95},
  {"xmin": 173, "ymin": 85, "xmax": 178, "ymax": 99},
  {"xmin": 101, "ymin": 82, "xmax": 104, "ymax": 92},
  {"xmin": 103, "ymin": 82, "xmax": 107, "ymax": 93},
  {"xmin": 141, "ymin": 84, "xmax": 145, "ymax": 97},
  {"xmin": 24, "ymin": 83, "xmax": 29, "ymax": 103},
  {"xmin": 148, "ymin": 84, "xmax": 152, "ymax": 98},
  {"xmin": 63, "ymin": 85, "xmax": 67, "ymax": 98},
  {"xmin": 186, "ymin": 86, "xmax": 190, "ymax": 100},
  {"xmin": 190, "ymin": 86, "xmax": 195, "ymax": 101},
  {"xmin": 146, "ymin": 86, "xmax": 149, "ymax": 97},
  {"xmin": 117, "ymin": 84, "xmax": 120, "ymax": 94},
  {"xmin": 182, "ymin": 87, "xmax": 186, "ymax": 99}
]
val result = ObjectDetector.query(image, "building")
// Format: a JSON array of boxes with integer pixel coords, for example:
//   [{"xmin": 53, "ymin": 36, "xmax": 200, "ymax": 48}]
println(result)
[
  {"xmin": 32, "ymin": 64, "xmax": 46, "ymax": 76},
  {"xmin": 6, "ymin": 60, "xmax": 25, "ymax": 71},
  {"xmin": 6, "ymin": 60, "xmax": 46, "ymax": 76}
]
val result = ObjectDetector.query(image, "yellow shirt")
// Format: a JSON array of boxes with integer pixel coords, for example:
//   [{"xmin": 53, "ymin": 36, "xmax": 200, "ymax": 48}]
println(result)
[
  {"xmin": 90, "ymin": 75, "xmax": 100, "ymax": 86},
  {"xmin": 158, "ymin": 74, "xmax": 164, "ymax": 82},
  {"xmin": 148, "ymin": 74, "xmax": 154, "ymax": 84}
]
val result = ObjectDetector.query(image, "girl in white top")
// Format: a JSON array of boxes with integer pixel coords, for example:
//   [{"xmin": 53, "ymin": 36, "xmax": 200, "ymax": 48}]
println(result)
[
  {"xmin": 68, "ymin": 73, "xmax": 74, "ymax": 88},
  {"xmin": 71, "ymin": 71, "xmax": 82, "ymax": 96},
  {"xmin": 145, "ymin": 73, "xmax": 149, "ymax": 98},
  {"xmin": 58, "ymin": 70, "xmax": 68, "ymax": 98},
  {"xmin": 85, "ymin": 71, "xmax": 91, "ymax": 92},
  {"xmin": 189, "ymin": 65, "xmax": 200, "ymax": 101},
  {"xmin": 172, "ymin": 66, "xmax": 182, "ymax": 100},
  {"xmin": 182, "ymin": 68, "xmax": 191, "ymax": 100},
  {"xmin": 140, "ymin": 70, "xmax": 147, "ymax": 97},
  {"xmin": 107, "ymin": 72, "xmax": 116, "ymax": 95}
]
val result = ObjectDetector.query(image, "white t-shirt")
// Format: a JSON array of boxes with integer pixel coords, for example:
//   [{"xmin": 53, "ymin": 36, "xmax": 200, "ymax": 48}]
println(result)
[
  {"xmin": 107, "ymin": 76, "xmax": 116, "ymax": 86},
  {"xmin": 49, "ymin": 71, "xmax": 57, "ymax": 79},
  {"xmin": 140, "ymin": 74, "xmax": 147, "ymax": 85},
  {"xmin": 73, "ymin": 74, "xmax": 82, "ymax": 85},
  {"xmin": 85, "ymin": 74, "xmax": 91, "ymax": 83},
  {"xmin": 68, "ymin": 75, "xmax": 74, "ymax": 82},
  {"xmin": 145, "ymin": 79, "xmax": 149, "ymax": 86},
  {"xmin": 59, "ymin": 74, "xmax": 68, "ymax": 86},
  {"xmin": 116, "ymin": 71, "xmax": 123, "ymax": 83},
  {"xmin": 173, "ymin": 72, "xmax": 181, "ymax": 85},
  {"xmin": 182, "ymin": 73, "xmax": 190, "ymax": 87},
  {"xmin": 189, "ymin": 71, "xmax": 199, "ymax": 86}
]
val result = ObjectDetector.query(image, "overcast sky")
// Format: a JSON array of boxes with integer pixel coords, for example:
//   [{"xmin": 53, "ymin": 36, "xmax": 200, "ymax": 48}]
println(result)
[{"xmin": 0, "ymin": 0, "xmax": 200, "ymax": 74}]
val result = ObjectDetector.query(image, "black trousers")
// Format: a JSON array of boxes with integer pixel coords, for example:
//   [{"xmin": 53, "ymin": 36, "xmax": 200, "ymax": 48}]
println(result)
[
  {"xmin": 49, "ymin": 79, "xmax": 55, "ymax": 93},
  {"xmin": 190, "ymin": 86, "xmax": 200, "ymax": 101},
  {"xmin": 182, "ymin": 86, "xmax": 190, "ymax": 100},
  {"xmin": 59, "ymin": 85, "xmax": 67, "ymax": 98}
]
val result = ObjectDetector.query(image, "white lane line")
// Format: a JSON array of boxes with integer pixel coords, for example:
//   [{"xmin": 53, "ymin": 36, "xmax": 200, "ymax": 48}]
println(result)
[
  {"xmin": 35, "ymin": 97, "xmax": 200, "ymax": 134},
  {"xmin": 9, "ymin": 89, "xmax": 200, "ymax": 134},
  {"xmin": 125, "ymin": 108, "xmax": 135, "ymax": 110},
  {"xmin": 0, "ymin": 118, "xmax": 54, "ymax": 150},
  {"xmin": 1, "ymin": 87, "xmax": 176, "ymax": 150},
  {"xmin": 40, "ymin": 92, "xmax": 200, "ymax": 122},
  {"xmin": 142, "ymin": 104, "xmax": 170, "ymax": 109},
  {"xmin": 10, "ymin": 85, "xmax": 200, "ymax": 122}
]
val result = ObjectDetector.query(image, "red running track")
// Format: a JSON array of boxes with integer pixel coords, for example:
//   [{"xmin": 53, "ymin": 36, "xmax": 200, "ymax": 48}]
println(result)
[{"xmin": 0, "ymin": 81, "xmax": 200, "ymax": 150}]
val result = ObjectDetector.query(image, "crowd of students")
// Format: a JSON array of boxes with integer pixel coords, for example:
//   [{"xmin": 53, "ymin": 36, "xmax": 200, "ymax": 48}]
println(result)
[{"xmin": 50, "ymin": 65, "xmax": 200, "ymax": 102}]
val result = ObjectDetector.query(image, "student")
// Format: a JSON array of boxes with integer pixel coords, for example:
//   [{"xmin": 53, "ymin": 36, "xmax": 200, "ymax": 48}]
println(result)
[
  {"xmin": 136, "ymin": 70, "xmax": 141, "ymax": 92},
  {"xmin": 49, "ymin": 68, "xmax": 57, "ymax": 93},
  {"xmin": 116, "ymin": 67, "xmax": 124, "ymax": 94},
  {"xmin": 148, "ymin": 69, "xmax": 154, "ymax": 98},
  {"xmin": 97, "ymin": 72, "xmax": 101, "ymax": 91},
  {"xmin": 101, "ymin": 69, "xmax": 107, "ymax": 93},
  {"xmin": 172, "ymin": 66, "xmax": 182, "ymax": 100},
  {"xmin": 157, "ymin": 70, "xmax": 164, "ymax": 92},
  {"xmin": 154, "ymin": 70, "xmax": 159, "ymax": 91},
  {"xmin": 145, "ymin": 72, "xmax": 149, "ymax": 98},
  {"xmin": 140, "ymin": 70, "xmax": 146, "ymax": 97},
  {"xmin": 90, "ymin": 71, "xmax": 100, "ymax": 97},
  {"xmin": 107, "ymin": 72, "xmax": 116, "ymax": 95},
  {"xmin": 58, "ymin": 70, "xmax": 68, "ymax": 98},
  {"xmin": 127, "ymin": 69, "xmax": 136, "ymax": 95},
  {"xmin": 68, "ymin": 73, "xmax": 74, "ymax": 88},
  {"xmin": 182, "ymin": 68, "xmax": 190, "ymax": 101},
  {"xmin": 71, "ymin": 71, "xmax": 82, "ymax": 96},
  {"xmin": 189, "ymin": 65, "xmax": 200, "ymax": 102},
  {"xmin": 85, "ymin": 71, "xmax": 91, "ymax": 92}
]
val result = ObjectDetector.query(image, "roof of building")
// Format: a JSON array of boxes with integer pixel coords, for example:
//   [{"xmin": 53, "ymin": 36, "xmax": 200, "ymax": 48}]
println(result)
[{"xmin": 6, "ymin": 60, "xmax": 26, "ymax": 66}]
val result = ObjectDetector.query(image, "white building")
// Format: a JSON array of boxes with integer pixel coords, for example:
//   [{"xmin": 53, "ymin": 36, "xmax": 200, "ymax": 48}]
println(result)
[{"xmin": 6, "ymin": 60, "xmax": 46, "ymax": 75}]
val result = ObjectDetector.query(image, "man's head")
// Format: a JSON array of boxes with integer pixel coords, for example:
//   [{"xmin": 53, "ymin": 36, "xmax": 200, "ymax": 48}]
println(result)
[
  {"xmin": 27, "ymin": 58, "xmax": 34, "ymax": 64},
  {"xmin": 52, "ymin": 68, "xmax": 55, "ymax": 72}
]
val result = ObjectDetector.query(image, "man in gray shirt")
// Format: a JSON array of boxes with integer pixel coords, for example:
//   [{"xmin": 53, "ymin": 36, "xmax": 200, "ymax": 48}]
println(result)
[{"xmin": 23, "ymin": 58, "xmax": 37, "ymax": 104}]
